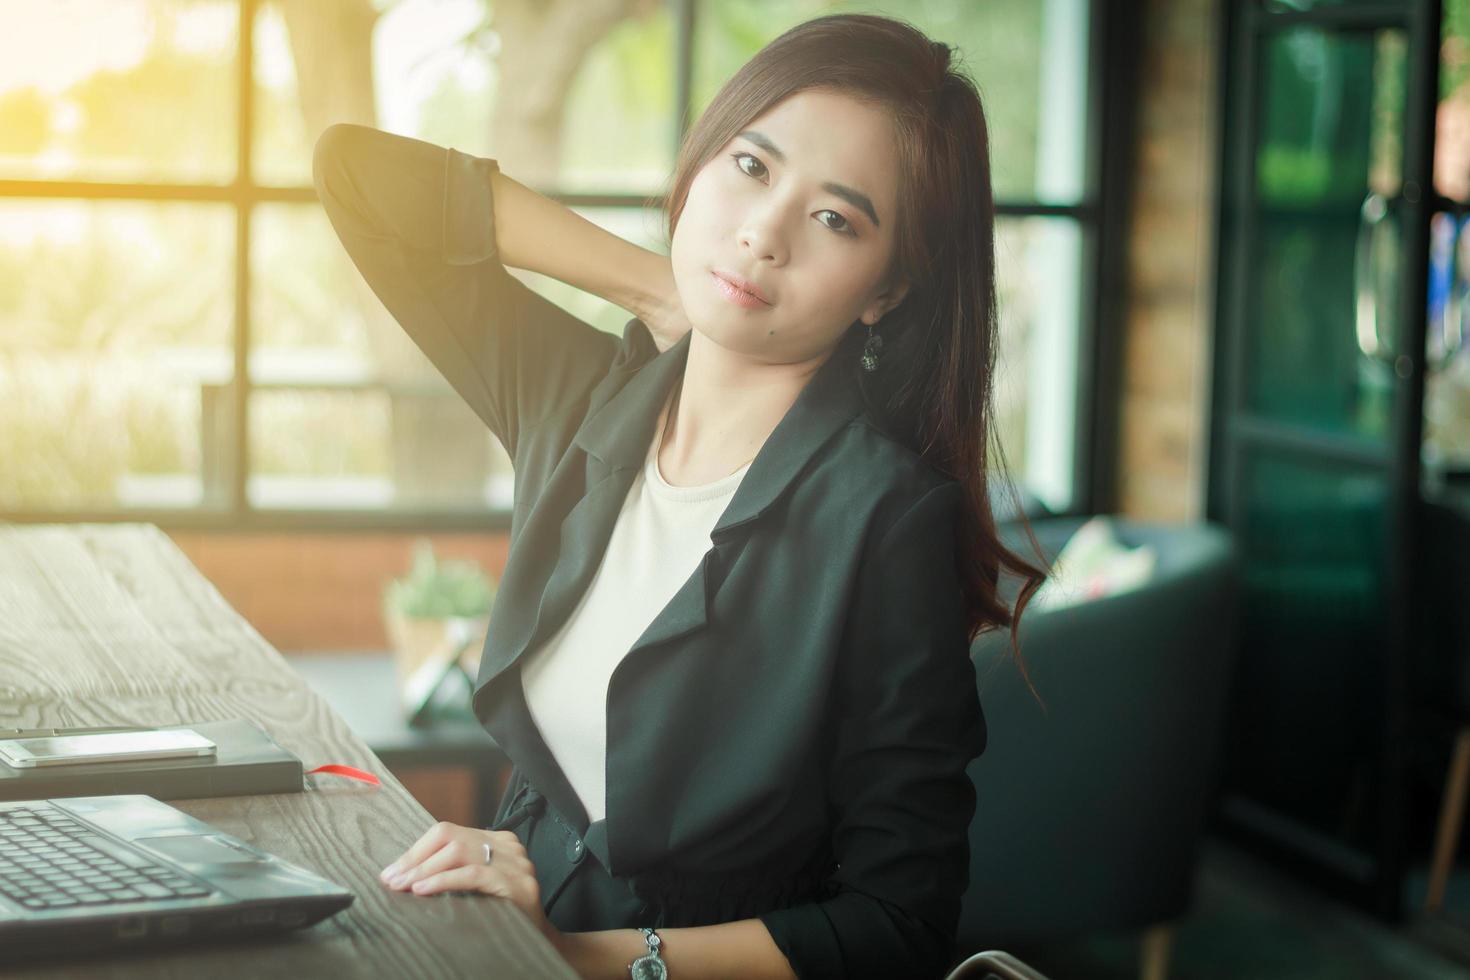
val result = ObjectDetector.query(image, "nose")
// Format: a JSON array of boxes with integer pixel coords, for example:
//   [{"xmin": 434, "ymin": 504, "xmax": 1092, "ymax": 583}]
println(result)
[{"xmin": 737, "ymin": 200, "xmax": 789, "ymax": 267}]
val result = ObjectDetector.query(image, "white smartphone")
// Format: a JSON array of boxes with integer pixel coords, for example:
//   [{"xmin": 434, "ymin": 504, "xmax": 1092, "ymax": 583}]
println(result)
[{"xmin": 0, "ymin": 728, "xmax": 217, "ymax": 768}]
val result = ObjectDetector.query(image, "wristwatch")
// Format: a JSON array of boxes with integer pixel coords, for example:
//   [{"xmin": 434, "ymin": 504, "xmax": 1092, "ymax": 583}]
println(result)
[{"xmin": 628, "ymin": 926, "xmax": 667, "ymax": 979}]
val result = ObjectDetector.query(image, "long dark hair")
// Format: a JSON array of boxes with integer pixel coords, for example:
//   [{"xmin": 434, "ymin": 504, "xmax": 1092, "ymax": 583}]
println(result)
[{"xmin": 662, "ymin": 13, "xmax": 1049, "ymax": 707}]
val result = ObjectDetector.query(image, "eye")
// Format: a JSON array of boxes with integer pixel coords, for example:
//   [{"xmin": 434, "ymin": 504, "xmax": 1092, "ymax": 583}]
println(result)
[
  {"xmin": 730, "ymin": 150, "xmax": 858, "ymax": 238},
  {"xmin": 817, "ymin": 210, "xmax": 854, "ymax": 235},
  {"xmin": 730, "ymin": 151, "xmax": 767, "ymax": 180}
]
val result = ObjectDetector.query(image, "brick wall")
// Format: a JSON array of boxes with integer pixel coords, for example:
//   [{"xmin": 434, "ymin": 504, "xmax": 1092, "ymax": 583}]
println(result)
[
  {"xmin": 165, "ymin": 530, "xmax": 510, "ymax": 654},
  {"xmin": 1117, "ymin": 0, "xmax": 1221, "ymax": 521}
]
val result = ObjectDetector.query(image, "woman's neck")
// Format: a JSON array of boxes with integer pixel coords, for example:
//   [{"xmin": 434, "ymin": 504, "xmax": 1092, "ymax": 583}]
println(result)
[{"xmin": 656, "ymin": 331, "xmax": 831, "ymax": 485}]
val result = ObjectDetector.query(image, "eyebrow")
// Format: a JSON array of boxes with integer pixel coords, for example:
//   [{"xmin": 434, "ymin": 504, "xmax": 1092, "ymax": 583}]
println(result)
[{"xmin": 736, "ymin": 130, "xmax": 882, "ymax": 229}]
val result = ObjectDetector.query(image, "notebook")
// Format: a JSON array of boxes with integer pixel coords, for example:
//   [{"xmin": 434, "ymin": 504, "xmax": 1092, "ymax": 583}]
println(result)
[
  {"xmin": 0, "ymin": 720, "xmax": 304, "ymax": 802},
  {"xmin": 0, "ymin": 793, "xmax": 353, "ymax": 961}
]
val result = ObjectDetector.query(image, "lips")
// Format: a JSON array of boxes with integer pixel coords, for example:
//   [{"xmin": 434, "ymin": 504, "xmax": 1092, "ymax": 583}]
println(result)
[{"xmin": 712, "ymin": 269, "xmax": 772, "ymax": 305}]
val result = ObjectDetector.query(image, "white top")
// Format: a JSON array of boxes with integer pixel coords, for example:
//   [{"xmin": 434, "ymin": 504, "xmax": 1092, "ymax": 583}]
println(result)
[{"xmin": 519, "ymin": 392, "xmax": 752, "ymax": 825}]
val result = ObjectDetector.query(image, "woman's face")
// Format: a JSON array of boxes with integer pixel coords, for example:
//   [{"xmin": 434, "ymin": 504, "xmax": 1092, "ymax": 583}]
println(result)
[{"xmin": 670, "ymin": 87, "xmax": 910, "ymax": 366}]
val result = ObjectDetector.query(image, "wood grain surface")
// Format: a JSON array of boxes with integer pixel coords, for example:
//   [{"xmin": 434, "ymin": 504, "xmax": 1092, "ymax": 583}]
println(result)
[{"xmin": 0, "ymin": 523, "xmax": 577, "ymax": 980}]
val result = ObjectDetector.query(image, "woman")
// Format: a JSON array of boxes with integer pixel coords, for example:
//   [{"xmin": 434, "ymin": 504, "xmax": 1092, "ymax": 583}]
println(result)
[{"xmin": 313, "ymin": 12, "xmax": 1045, "ymax": 980}]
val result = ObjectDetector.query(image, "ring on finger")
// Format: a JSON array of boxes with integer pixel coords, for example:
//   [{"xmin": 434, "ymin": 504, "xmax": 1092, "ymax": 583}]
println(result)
[{"xmin": 483, "ymin": 841, "xmax": 494, "ymax": 865}]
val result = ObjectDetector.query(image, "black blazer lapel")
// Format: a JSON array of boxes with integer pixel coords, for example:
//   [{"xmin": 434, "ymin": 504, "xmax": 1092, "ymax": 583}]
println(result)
[
  {"xmin": 470, "ymin": 334, "xmax": 685, "ymax": 837},
  {"xmin": 571, "ymin": 328, "xmax": 868, "ymax": 665},
  {"xmin": 472, "ymin": 325, "xmax": 871, "ymax": 856},
  {"xmin": 476, "ymin": 334, "xmax": 686, "ymax": 692}
]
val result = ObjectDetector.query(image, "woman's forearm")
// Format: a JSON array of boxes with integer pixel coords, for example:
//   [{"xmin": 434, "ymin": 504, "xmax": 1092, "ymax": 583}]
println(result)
[
  {"xmin": 490, "ymin": 169, "xmax": 671, "ymax": 327},
  {"xmin": 554, "ymin": 919, "xmax": 797, "ymax": 980}
]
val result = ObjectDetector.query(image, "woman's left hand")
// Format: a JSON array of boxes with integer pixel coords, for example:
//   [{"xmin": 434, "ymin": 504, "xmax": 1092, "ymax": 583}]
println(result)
[{"xmin": 380, "ymin": 821, "xmax": 561, "ymax": 945}]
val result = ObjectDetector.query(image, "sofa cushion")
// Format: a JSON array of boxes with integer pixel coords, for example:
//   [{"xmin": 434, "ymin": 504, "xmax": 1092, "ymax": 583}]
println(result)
[{"xmin": 1031, "ymin": 515, "xmax": 1157, "ymax": 610}]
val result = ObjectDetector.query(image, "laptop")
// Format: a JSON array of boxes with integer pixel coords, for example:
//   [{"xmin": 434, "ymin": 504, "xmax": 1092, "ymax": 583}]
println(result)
[{"xmin": 0, "ymin": 794, "xmax": 354, "ymax": 961}]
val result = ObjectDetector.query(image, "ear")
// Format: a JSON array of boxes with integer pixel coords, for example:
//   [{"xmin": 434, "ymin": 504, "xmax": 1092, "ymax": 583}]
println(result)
[{"xmin": 860, "ymin": 275, "xmax": 911, "ymax": 325}]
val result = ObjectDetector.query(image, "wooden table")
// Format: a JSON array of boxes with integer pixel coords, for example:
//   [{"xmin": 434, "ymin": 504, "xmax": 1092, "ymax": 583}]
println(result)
[
  {"xmin": 288, "ymin": 652, "xmax": 511, "ymax": 827},
  {"xmin": 0, "ymin": 523, "xmax": 577, "ymax": 980}
]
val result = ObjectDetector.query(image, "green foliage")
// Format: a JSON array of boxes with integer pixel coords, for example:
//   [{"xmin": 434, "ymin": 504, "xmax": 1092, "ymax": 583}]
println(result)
[
  {"xmin": 1256, "ymin": 146, "xmax": 1337, "ymax": 203},
  {"xmin": 382, "ymin": 539, "xmax": 496, "ymax": 619},
  {"xmin": 0, "ymin": 87, "xmax": 50, "ymax": 156},
  {"xmin": 0, "ymin": 0, "xmax": 1058, "ymax": 506},
  {"xmin": 0, "ymin": 352, "xmax": 211, "ymax": 507},
  {"xmin": 68, "ymin": 49, "xmax": 233, "ymax": 179},
  {"xmin": 690, "ymin": 0, "xmax": 1046, "ymax": 201},
  {"xmin": 1447, "ymin": 0, "xmax": 1470, "ymax": 99}
]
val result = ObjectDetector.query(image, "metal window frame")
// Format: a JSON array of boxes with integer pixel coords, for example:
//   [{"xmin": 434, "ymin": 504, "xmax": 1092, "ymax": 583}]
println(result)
[{"xmin": 1, "ymin": 0, "xmax": 1120, "ymax": 532}]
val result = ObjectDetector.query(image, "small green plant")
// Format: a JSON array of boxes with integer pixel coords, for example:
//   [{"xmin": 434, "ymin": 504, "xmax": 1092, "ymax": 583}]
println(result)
[{"xmin": 383, "ymin": 539, "xmax": 496, "ymax": 620}]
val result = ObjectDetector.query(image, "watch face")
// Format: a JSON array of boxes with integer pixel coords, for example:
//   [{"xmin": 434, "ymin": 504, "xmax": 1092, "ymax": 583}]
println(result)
[{"xmin": 630, "ymin": 954, "xmax": 668, "ymax": 980}]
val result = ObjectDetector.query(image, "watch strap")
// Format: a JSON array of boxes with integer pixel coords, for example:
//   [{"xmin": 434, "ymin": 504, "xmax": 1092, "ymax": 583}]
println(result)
[{"xmin": 628, "ymin": 926, "xmax": 667, "ymax": 980}]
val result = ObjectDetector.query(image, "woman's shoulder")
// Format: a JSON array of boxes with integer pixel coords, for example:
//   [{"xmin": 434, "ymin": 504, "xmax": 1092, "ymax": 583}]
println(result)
[
  {"xmin": 788, "ymin": 410, "xmax": 960, "ymax": 541},
  {"xmin": 839, "ymin": 413, "xmax": 957, "ymax": 496},
  {"xmin": 611, "ymin": 317, "xmax": 661, "ymax": 371}
]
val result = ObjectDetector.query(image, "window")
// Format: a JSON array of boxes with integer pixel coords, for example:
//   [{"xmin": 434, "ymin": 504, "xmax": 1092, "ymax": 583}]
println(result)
[{"xmin": 0, "ymin": 0, "xmax": 1103, "ymax": 527}]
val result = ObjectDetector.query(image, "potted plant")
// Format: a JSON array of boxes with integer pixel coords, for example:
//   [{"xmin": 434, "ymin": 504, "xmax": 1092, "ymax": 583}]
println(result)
[{"xmin": 382, "ymin": 539, "xmax": 496, "ymax": 724}]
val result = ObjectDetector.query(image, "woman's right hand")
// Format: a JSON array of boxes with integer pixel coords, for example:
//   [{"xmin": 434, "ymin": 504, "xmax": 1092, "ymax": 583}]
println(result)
[
  {"xmin": 380, "ymin": 821, "xmax": 555, "ymax": 942},
  {"xmin": 488, "ymin": 169, "xmax": 691, "ymax": 353},
  {"xmin": 639, "ymin": 257, "xmax": 693, "ymax": 353}
]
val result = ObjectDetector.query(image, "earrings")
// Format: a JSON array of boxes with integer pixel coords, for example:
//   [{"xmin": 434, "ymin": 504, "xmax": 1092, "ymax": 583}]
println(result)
[{"xmin": 861, "ymin": 319, "xmax": 883, "ymax": 372}]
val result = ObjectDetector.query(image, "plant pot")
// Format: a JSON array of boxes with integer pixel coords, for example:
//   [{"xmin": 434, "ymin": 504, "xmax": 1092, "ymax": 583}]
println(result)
[{"xmin": 385, "ymin": 609, "xmax": 490, "ymax": 720}]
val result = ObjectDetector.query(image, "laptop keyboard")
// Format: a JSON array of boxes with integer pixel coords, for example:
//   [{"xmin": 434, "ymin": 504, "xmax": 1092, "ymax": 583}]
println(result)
[{"xmin": 0, "ymin": 803, "xmax": 215, "ymax": 911}]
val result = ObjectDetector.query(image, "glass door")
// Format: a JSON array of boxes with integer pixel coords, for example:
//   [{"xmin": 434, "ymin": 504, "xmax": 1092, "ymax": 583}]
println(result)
[{"xmin": 1209, "ymin": 0, "xmax": 1440, "ymax": 919}]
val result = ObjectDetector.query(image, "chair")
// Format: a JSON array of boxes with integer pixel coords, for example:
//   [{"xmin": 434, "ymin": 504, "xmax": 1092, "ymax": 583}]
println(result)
[
  {"xmin": 1416, "ymin": 490, "xmax": 1470, "ymax": 914},
  {"xmin": 944, "ymin": 949, "xmax": 1053, "ymax": 980},
  {"xmin": 952, "ymin": 516, "xmax": 1240, "ymax": 980}
]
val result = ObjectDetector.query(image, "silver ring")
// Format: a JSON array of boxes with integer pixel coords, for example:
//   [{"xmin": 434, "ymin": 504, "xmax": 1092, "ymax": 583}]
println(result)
[{"xmin": 483, "ymin": 841, "xmax": 494, "ymax": 865}]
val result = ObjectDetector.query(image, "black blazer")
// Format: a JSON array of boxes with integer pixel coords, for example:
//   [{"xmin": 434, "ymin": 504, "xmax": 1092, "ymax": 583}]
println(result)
[{"xmin": 313, "ymin": 123, "xmax": 987, "ymax": 980}]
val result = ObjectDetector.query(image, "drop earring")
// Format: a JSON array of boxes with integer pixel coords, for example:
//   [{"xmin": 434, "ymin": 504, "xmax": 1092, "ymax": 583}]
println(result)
[{"xmin": 860, "ymin": 319, "xmax": 883, "ymax": 372}]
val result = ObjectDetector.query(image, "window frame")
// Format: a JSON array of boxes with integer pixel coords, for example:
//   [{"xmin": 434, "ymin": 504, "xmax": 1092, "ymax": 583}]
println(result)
[{"xmin": 0, "ymin": 0, "xmax": 1124, "ymax": 531}]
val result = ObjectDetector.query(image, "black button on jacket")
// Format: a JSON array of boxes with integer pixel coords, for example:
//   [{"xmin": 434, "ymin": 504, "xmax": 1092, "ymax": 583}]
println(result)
[{"xmin": 313, "ymin": 122, "xmax": 987, "ymax": 980}]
